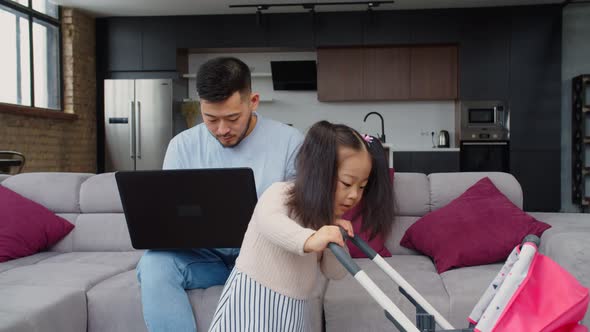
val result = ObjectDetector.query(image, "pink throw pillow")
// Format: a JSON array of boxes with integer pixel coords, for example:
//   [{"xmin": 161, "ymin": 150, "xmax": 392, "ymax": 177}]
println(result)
[
  {"xmin": 342, "ymin": 168, "xmax": 394, "ymax": 258},
  {"xmin": 400, "ymin": 177, "xmax": 551, "ymax": 273},
  {"xmin": 0, "ymin": 185, "xmax": 74, "ymax": 262}
]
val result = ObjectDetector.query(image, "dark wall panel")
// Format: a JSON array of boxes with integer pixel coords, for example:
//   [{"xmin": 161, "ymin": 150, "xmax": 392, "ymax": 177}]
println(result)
[
  {"xmin": 142, "ymin": 17, "xmax": 178, "ymax": 71},
  {"xmin": 511, "ymin": 149, "xmax": 561, "ymax": 211},
  {"xmin": 459, "ymin": 9, "xmax": 511, "ymax": 100},
  {"xmin": 508, "ymin": 6, "xmax": 562, "ymax": 211},
  {"xmin": 362, "ymin": 11, "xmax": 412, "ymax": 45},
  {"xmin": 105, "ymin": 18, "xmax": 142, "ymax": 71},
  {"xmin": 314, "ymin": 12, "xmax": 364, "ymax": 46},
  {"xmin": 410, "ymin": 9, "xmax": 461, "ymax": 44},
  {"xmin": 266, "ymin": 13, "xmax": 315, "ymax": 48},
  {"xmin": 96, "ymin": 5, "xmax": 563, "ymax": 210}
]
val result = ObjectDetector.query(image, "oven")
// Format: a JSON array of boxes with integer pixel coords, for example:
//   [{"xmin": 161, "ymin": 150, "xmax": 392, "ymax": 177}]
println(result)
[
  {"xmin": 460, "ymin": 101, "xmax": 510, "ymax": 172},
  {"xmin": 460, "ymin": 141, "xmax": 510, "ymax": 172}
]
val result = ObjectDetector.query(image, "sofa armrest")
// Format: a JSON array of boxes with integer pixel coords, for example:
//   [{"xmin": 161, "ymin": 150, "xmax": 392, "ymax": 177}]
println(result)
[{"xmin": 539, "ymin": 230, "xmax": 590, "ymax": 325}]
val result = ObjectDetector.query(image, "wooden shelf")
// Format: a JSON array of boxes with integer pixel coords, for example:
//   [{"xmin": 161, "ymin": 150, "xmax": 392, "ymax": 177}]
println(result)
[
  {"xmin": 584, "ymin": 137, "xmax": 590, "ymax": 144},
  {"xmin": 583, "ymin": 106, "xmax": 590, "ymax": 113}
]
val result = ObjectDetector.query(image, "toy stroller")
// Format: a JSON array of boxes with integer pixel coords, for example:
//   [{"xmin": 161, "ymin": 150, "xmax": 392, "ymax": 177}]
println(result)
[{"xmin": 329, "ymin": 232, "xmax": 589, "ymax": 332}]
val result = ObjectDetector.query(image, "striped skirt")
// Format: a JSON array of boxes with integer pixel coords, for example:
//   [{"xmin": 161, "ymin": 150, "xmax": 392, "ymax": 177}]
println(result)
[{"xmin": 208, "ymin": 268, "xmax": 309, "ymax": 332}]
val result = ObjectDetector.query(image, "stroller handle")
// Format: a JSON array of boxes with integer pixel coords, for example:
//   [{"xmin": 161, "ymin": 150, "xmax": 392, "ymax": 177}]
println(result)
[
  {"xmin": 328, "ymin": 229, "xmax": 421, "ymax": 332},
  {"xmin": 327, "ymin": 228, "xmax": 361, "ymax": 275},
  {"xmin": 329, "ymin": 227, "xmax": 455, "ymax": 331},
  {"xmin": 523, "ymin": 234, "xmax": 540, "ymax": 247}
]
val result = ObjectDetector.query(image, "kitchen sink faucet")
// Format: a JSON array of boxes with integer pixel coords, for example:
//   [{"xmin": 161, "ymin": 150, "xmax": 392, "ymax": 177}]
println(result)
[{"xmin": 363, "ymin": 111, "xmax": 386, "ymax": 143}]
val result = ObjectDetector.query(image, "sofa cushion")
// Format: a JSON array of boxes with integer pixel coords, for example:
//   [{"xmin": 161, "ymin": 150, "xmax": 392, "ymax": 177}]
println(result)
[
  {"xmin": 80, "ymin": 173, "xmax": 124, "ymax": 213},
  {"xmin": 87, "ymin": 270, "xmax": 146, "ymax": 332},
  {"xmin": 393, "ymin": 173, "xmax": 430, "ymax": 217},
  {"xmin": 0, "ymin": 285, "xmax": 87, "ymax": 332},
  {"xmin": 324, "ymin": 255, "xmax": 449, "ymax": 332},
  {"xmin": 385, "ymin": 216, "xmax": 421, "ymax": 255},
  {"xmin": 87, "ymin": 269, "xmax": 325, "ymax": 332},
  {"xmin": 0, "ymin": 252, "xmax": 59, "ymax": 274},
  {"xmin": 440, "ymin": 263, "xmax": 503, "ymax": 328},
  {"xmin": 0, "ymin": 185, "xmax": 75, "ymax": 263},
  {"xmin": 429, "ymin": 172, "xmax": 523, "ymax": 211},
  {"xmin": 49, "ymin": 214, "xmax": 79, "ymax": 253},
  {"xmin": 38, "ymin": 251, "xmax": 142, "ymax": 268},
  {"xmin": 0, "ymin": 251, "xmax": 141, "ymax": 290},
  {"xmin": 401, "ymin": 177, "xmax": 551, "ymax": 273},
  {"xmin": 72, "ymin": 214, "xmax": 134, "ymax": 251},
  {"xmin": 1, "ymin": 172, "xmax": 93, "ymax": 213}
]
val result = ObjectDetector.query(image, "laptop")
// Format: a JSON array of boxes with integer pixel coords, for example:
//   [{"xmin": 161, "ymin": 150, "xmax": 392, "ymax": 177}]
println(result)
[{"xmin": 115, "ymin": 168, "xmax": 257, "ymax": 249}]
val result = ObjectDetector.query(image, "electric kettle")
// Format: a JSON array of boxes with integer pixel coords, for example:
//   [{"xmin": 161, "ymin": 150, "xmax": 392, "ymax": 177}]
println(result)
[{"xmin": 438, "ymin": 130, "xmax": 450, "ymax": 148}]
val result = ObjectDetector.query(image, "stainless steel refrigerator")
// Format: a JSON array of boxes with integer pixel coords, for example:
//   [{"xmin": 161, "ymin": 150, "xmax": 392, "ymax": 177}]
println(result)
[{"xmin": 104, "ymin": 79, "xmax": 173, "ymax": 171}]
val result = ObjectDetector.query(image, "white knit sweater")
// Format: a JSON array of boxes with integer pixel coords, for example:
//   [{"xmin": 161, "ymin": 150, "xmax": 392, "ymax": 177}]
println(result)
[{"xmin": 235, "ymin": 182, "xmax": 348, "ymax": 300}]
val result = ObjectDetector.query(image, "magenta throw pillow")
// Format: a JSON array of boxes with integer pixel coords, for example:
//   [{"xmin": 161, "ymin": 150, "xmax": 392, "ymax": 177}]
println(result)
[
  {"xmin": 0, "ymin": 185, "xmax": 74, "ymax": 262},
  {"xmin": 400, "ymin": 177, "xmax": 551, "ymax": 273},
  {"xmin": 342, "ymin": 168, "xmax": 394, "ymax": 258}
]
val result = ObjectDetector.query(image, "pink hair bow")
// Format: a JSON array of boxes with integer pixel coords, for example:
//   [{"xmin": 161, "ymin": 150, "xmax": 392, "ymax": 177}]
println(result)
[{"xmin": 363, "ymin": 134, "xmax": 374, "ymax": 144}]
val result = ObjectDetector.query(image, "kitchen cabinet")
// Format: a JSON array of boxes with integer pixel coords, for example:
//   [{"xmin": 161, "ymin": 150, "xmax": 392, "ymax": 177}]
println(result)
[
  {"xmin": 317, "ymin": 48, "xmax": 364, "ymax": 101},
  {"xmin": 141, "ymin": 18, "xmax": 178, "ymax": 71},
  {"xmin": 410, "ymin": 46, "xmax": 458, "ymax": 100},
  {"xmin": 105, "ymin": 18, "xmax": 143, "ymax": 71},
  {"xmin": 363, "ymin": 47, "xmax": 411, "ymax": 100},
  {"xmin": 317, "ymin": 45, "xmax": 457, "ymax": 101},
  {"xmin": 393, "ymin": 151, "xmax": 459, "ymax": 174}
]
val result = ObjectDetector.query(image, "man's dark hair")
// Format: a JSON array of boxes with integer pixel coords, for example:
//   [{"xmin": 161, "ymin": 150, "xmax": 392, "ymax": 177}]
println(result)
[
  {"xmin": 286, "ymin": 121, "xmax": 394, "ymax": 240},
  {"xmin": 196, "ymin": 57, "xmax": 252, "ymax": 102}
]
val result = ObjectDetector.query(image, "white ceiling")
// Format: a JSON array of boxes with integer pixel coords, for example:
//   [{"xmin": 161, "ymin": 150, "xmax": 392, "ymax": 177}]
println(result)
[{"xmin": 51, "ymin": 0, "xmax": 562, "ymax": 17}]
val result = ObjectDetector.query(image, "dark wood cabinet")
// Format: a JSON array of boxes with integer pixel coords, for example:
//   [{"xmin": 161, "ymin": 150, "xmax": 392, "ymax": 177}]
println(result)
[
  {"xmin": 318, "ymin": 45, "xmax": 457, "ymax": 101},
  {"xmin": 393, "ymin": 151, "xmax": 460, "ymax": 174},
  {"xmin": 363, "ymin": 47, "xmax": 411, "ymax": 100},
  {"xmin": 410, "ymin": 46, "xmax": 458, "ymax": 100},
  {"xmin": 317, "ymin": 48, "xmax": 364, "ymax": 101}
]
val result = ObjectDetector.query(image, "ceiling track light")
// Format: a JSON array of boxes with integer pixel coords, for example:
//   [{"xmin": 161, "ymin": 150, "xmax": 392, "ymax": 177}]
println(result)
[{"xmin": 229, "ymin": 1, "xmax": 394, "ymax": 12}]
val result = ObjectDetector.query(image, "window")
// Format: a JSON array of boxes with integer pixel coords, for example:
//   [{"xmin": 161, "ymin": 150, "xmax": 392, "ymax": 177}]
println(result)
[{"xmin": 0, "ymin": 0, "xmax": 60, "ymax": 110}]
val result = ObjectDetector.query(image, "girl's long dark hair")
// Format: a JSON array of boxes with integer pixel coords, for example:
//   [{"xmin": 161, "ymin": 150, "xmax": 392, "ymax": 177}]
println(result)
[{"xmin": 287, "ymin": 121, "xmax": 394, "ymax": 240}]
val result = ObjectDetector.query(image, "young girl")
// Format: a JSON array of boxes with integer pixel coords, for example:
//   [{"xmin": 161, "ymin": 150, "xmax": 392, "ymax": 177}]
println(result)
[{"xmin": 208, "ymin": 120, "xmax": 394, "ymax": 332}]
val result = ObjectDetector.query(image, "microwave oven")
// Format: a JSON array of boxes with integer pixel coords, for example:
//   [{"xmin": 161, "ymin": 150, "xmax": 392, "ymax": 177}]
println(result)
[{"xmin": 460, "ymin": 101, "xmax": 510, "ymax": 141}]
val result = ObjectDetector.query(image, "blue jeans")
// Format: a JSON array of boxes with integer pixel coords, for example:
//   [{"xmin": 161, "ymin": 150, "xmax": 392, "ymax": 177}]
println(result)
[{"xmin": 136, "ymin": 248, "xmax": 240, "ymax": 332}]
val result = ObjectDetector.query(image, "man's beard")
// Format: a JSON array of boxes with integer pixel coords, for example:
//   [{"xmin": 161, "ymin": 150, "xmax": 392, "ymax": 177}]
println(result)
[{"xmin": 215, "ymin": 113, "xmax": 252, "ymax": 148}]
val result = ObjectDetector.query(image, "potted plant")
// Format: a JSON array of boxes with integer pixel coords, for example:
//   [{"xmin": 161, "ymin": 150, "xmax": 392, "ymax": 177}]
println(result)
[{"xmin": 181, "ymin": 100, "xmax": 200, "ymax": 128}]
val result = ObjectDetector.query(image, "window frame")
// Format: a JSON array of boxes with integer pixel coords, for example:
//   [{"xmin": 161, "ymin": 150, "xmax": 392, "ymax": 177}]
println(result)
[{"xmin": 0, "ymin": 0, "xmax": 63, "ymax": 112}]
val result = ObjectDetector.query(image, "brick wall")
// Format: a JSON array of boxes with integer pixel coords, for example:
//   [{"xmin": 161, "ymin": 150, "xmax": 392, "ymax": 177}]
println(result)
[{"xmin": 0, "ymin": 8, "xmax": 96, "ymax": 173}]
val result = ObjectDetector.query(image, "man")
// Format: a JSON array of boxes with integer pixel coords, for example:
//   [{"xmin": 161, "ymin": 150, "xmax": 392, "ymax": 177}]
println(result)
[{"xmin": 136, "ymin": 57, "xmax": 303, "ymax": 331}]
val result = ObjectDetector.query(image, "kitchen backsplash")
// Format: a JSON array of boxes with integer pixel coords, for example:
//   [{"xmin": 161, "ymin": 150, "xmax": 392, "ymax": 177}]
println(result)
[{"xmin": 188, "ymin": 52, "xmax": 456, "ymax": 150}]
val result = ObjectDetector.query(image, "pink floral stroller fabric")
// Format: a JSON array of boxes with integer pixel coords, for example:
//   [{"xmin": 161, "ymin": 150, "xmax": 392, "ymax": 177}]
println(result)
[{"xmin": 469, "ymin": 240, "xmax": 589, "ymax": 332}]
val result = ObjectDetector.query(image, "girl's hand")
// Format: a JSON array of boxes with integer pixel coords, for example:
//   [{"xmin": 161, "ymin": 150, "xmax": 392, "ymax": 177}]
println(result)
[
  {"xmin": 304, "ymin": 225, "xmax": 346, "ymax": 253},
  {"xmin": 333, "ymin": 218, "xmax": 354, "ymax": 238}
]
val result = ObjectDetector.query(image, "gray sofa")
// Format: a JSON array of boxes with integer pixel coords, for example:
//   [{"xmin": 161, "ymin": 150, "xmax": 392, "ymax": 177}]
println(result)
[{"xmin": 0, "ymin": 171, "xmax": 588, "ymax": 332}]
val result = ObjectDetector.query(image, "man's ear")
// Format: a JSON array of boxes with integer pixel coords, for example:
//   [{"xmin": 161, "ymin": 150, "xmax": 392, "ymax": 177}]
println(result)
[{"xmin": 249, "ymin": 93, "xmax": 260, "ymax": 111}]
